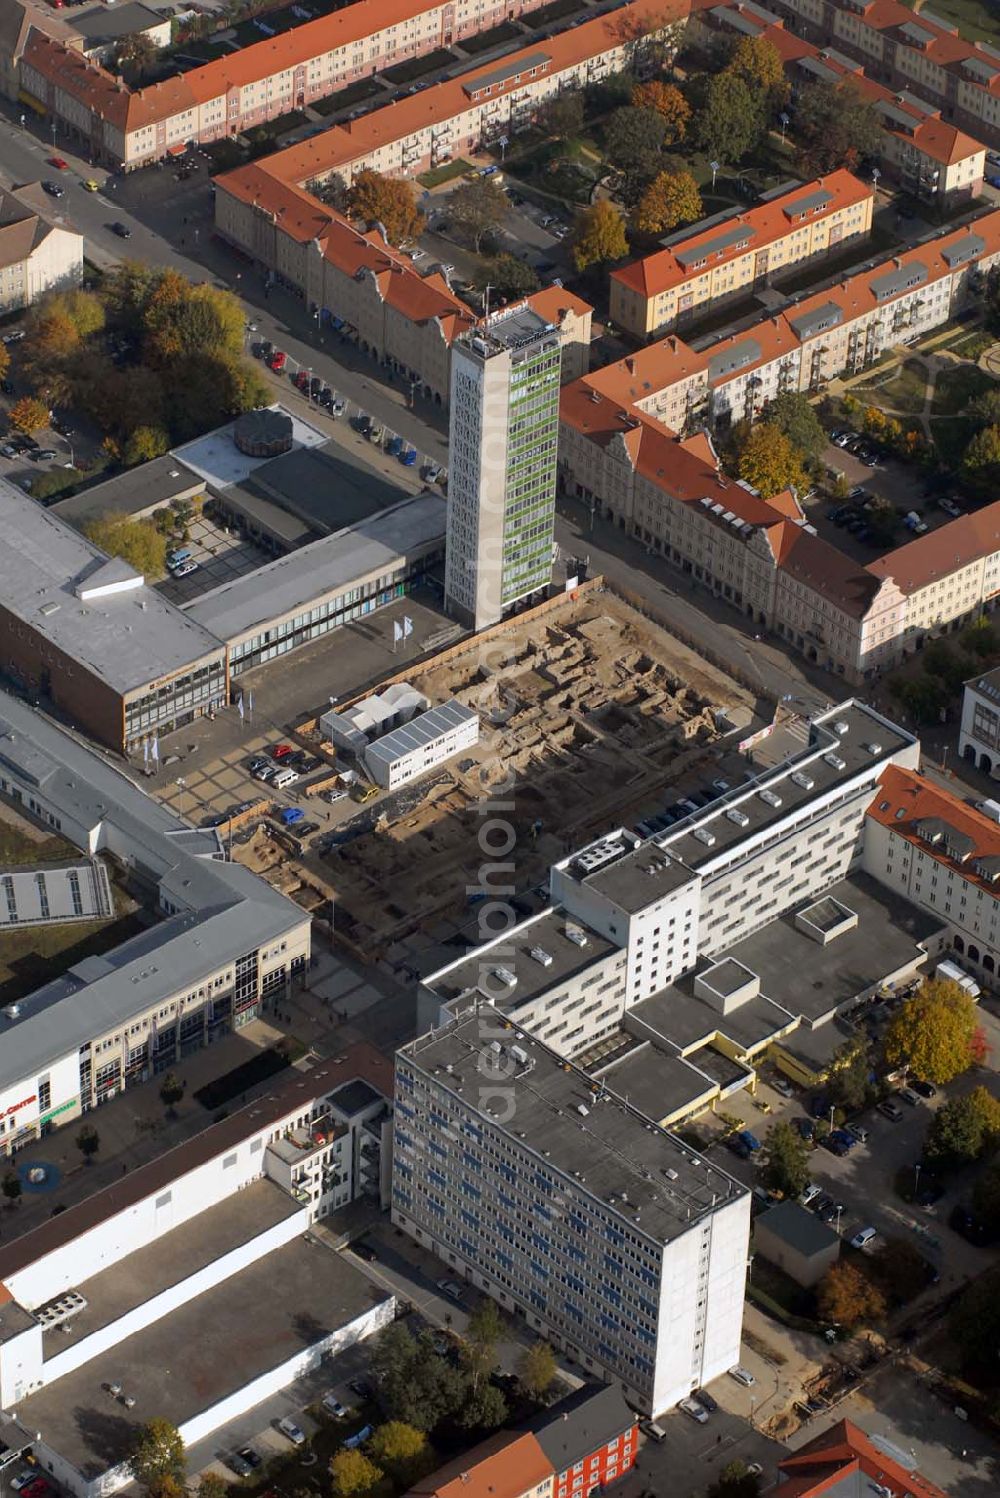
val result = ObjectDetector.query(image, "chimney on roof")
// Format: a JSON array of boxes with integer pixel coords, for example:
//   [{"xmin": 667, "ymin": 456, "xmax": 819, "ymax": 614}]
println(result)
[
  {"xmin": 626, "ymin": 356, "xmax": 636, "ymax": 373},
  {"xmin": 668, "ymin": 335, "xmax": 678, "ymax": 352},
  {"xmin": 895, "ymin": 256, "xmax": 903, "ymax": 268}
]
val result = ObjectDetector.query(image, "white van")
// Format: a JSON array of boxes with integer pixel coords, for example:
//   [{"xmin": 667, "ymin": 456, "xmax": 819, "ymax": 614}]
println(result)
[{"xmin": 272, "ymin": 768, "xmax": 299, "ymax": 790}]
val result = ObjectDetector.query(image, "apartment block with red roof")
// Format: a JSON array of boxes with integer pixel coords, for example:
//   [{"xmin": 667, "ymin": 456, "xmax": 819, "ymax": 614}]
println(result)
[
  {"xmin": 609, "ymin": 170, "xmax": 874, "ymax": 339},
  {"xmin": 761, "ymin": 0, "xmax": 1000, "ymax": 147},
  {"xmin": 774, "ymin": 1417, "xmax": 947, "ymax": 1498},
  {"xmin": 688, "ymin": 1, "xmax": 987, "ymax": 206},
  {"xmin": 213, "ymin": 166, "xmax": 591, "ymax": 404},
  {"xmin": 13, "ymin": 0, "xmax": 585, "ymax": 170}
]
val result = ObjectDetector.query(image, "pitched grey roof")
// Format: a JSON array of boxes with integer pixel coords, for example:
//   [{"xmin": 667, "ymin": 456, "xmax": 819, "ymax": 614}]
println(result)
[
  {"xmin": 521, "ymin": 1384, "xmax": 635, "ymax": 1469},
  {"xmin": 756, "ymin": 1199, "xmax": 839, "ymax": 1258}
]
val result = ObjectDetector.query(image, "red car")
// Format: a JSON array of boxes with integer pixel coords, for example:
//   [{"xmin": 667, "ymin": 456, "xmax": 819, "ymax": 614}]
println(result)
[
  {"xmin": 293, "ymin": 369, "xmax": 309, "ymax": 391},
  {"xmin": 48, "ymin": 156, "xmax": 68, "ymax": 169},
  {"xmin": 269, "ymin": 349, "xmax": 287, "ymax": 372},
  {"xmin": 271, "ymin": 743, "xmax": 294, "ymax": 760},
  {"xmin": 22, "ymin": 1481, "xmax": 51, "ymax": 1498}
]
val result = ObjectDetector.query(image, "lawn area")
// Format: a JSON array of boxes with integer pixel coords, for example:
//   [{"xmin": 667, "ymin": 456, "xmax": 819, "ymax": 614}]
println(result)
[
  {"xmin": 931, "ymin": 362, "xmax": 996, "ymax": 416},
  {"xmin": 383, "ymin": 47, "xmax": 455, "ymax": 85},
  {"xmin": 855, "ymin": 357, "xmax": 929, "ymax": 415},
  {"xmin": 460, "ymin": 19, "xmax": 522, "ymax": 54},
  {"xmin": 505, "ymin": 135, "xmax": 601, "ymax": 206},
  {"xmin": 311, "ymin": 77, "xmax": 383, "ymax": 117},
  {"xmin": 899, "ymin": 0, "xmax": 1000, "ymax": 44},
  {"xmin": 924, "ymin": 324, "xmax": 995, "ymax": 360},
  {"xmin": 0, "ymin": 823, "xmax": 75, "ymax": 867},
  {"xmin": 523, "ymin": 0, "xmax": 584, "ymax": 27},
  {"xmin": 419, "ymin": 158, "xmax": 473, "ymax": 188}
]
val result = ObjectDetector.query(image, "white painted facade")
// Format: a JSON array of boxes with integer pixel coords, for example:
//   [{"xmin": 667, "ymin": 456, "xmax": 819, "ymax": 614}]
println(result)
[{"xmin": 959, "ymin": 669, "xmax": 1000, "ymax": 779}]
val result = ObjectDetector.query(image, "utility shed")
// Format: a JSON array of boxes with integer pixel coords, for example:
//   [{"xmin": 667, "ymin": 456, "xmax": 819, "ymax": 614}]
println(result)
[{"xmin": 754, "ymin": 1200, "xmax": 840, "ymax": 1288}]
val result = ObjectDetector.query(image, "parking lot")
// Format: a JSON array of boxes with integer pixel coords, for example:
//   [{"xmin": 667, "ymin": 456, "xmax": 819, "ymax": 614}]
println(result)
[{"xmin": 801, "ymin": 433, "xmax": 953, "ymax": 564}]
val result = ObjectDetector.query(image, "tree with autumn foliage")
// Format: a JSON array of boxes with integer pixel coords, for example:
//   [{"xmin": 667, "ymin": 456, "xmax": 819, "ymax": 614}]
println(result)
[
  {"xmin": 8, "ymin": 395, "xmax": 49, "ymax": 435},
  {"xmin": 724, "ymin": 34, "xmax": 789, "ymax": 112},
  {"xmin": 884, "ymin": 977, "xmax": 984, "ymax": 1085},
  {"xmin": 630, "ymin": 79, "xmax": 690, "ymax": 143},
  {"xmin": 817, "ymin": 1261, "xmax": 886, "ymax": 1330},
  {"xmin": 633, "ymin": 169, "xmax": 702, "ymax": 237},
  {"xmin": 347, "ymin": 169, "xmax": 425, "ymax": 246},
  {"xmin": 571, "ymin": 199, "xmax": 628, "ymax": 273},
  {"xmin": 736, "ymin": 422, "xmax": 807, "ymax": 500}
]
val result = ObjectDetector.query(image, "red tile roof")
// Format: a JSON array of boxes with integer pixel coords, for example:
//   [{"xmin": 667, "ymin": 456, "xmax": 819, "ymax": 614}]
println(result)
[
  {"xmin": 251, "ymin": 0, "xmax": 685, "ymax": 187},
  {"xmin": 774, "ymin": 521, "xmax": 884, "ymax": 620},
  {"xmin": 776, "ymin": 1417, "xmax": 947, "ymax": 1498},
  {"xmin": 526, "ymin": 284, "xmax": 593, "ymax": 326},
  {"xmin": 404, "ymin": 1432, "xmax": 553, "ymax": 1498},
  {"xmin": 611, "ymin": 170, "xmax": 873, "ymax": 301},
  {"xmin": 866, "ymin": 497, "xmax": 1000, "ymax": 596}
]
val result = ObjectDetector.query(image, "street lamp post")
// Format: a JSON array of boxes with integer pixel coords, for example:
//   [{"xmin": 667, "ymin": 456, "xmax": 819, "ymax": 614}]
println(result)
[
  {"xmin": 914, "ymin": 1161, "xmax": 922, "ymax": 1200},
  {"xmin": 872, "ymin": 166, "xmax": 882, "ymax": 195},
  {"xmin": 779, "ymin": 112, "xmax": 790, "ymax": 144},
  {"xmin": 50, "ymin": 119, "xmax": 56, "ymax": 149},
  {"xmin": 710, "ymin": 159, "xmax": 720, "ymax": 191},
  {"xmin": 834, "ymin": 1204, "xmax": 843, "ymax": 1236}
]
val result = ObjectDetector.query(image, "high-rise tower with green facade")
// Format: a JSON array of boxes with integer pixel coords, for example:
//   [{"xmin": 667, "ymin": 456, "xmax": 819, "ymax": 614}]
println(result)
[{"xmin": 444, "ymin": 306, "xmax": 562, "ymax": 630}]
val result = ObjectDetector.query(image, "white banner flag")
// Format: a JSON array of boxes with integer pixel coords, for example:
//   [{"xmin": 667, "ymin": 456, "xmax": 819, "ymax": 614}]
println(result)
[
  {"xmin": 403, "ymin": 615, "xmax": 413, "ymax": 639},
  {"xmin": 393, "ymin": 620, "xmax": 403, "ymax": 644},
  {"xmin": 151, "ymin": 734, "xmax": 159, "ymax": 764},
  {"xmin": 238, "ymin": 694, "xmax": 244, "ymax": 720}
]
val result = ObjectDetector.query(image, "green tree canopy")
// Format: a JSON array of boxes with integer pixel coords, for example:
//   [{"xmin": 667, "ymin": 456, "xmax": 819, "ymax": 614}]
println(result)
[
  {"xmin": 761, "ymin": 1119, "xmax": 811, "ymax": 1199},
  {"xmin": 871, "ymin": 1238, "xmax": 930, "ymax": 1306},
  {"xmin": 925, "ymin": 1085, "xmax": 1000, "ymax": 1170},
  {"xmin": 884, "ymin": 978, "xmax": 981, "ymax": 1084},
  {"xmin": 518, "ymin": 1340, "xmax": 556, "ymax": 1402},
  {"xmin": 690, "ymin": 73, "xmax": 764, "ymax": 164},
  {"xmin": 708, "ymin": 1460, "xmax": 763, "ymax": 1498},
  {"xmin": 724, "ymin": 34, "xmax": 789, "ymax": 110},
  {"xmin": 604, "ymin": 104, "xmax": 668, "ymax": 179},
  {"xmin": 480, "ymin": 253, "xmax": 540, "ymax": 302},
  {"xmin": 795, "ymin": 79, "xmax": 883, "ymax": 176},
  {"xmin": 129, "ymin": 1419, "xmax": 186, "ymax": 1496},
  {"xmin": 950, "ymin": 1268, "xmax": 1000, "ymax": 1385},
  {"xmin": 457, "ymin": 1379, "xmax": 508, "ymax": 1434},
  {"xmin": 196, "ymin": 1473, "xmax": 229, "ymax": 1498},
  {"xmin": 76, "ymin": 1125, "xmax": 100, "ymax": 1163},
  {"xmin": 826, "ymin": 1034, "xmax": 875, "ymax": 1114},
  {"xmin": 82, "ymin": 515, "xmax": 167, "ymax": 577},
  {"xmin": 370, "ymin": 1323, "xmax": 468, "ymax": 1432},
  {"xmin": 571, "ymin": 199, "xmax": 628, "ymax": 272},
  {"xmin": 538, "ymin": 92, "xmax": 585, "ymax": 140},
  {"xmin": 449, "ymin": 176, "xmax": 509, "ymax": 253},
  {"xmin": 762, "ymin": 392, "xmax": 828, "ymax": 463}
]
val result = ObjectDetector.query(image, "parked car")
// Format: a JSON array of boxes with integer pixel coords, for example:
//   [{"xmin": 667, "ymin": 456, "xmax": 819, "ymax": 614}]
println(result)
[
  {"xmin": 1, "ymin": 329, "xmax": 25, "ymax": 345},
  {"xmin": 237, "ymin": 1448, "xmax": 261, "ymax": 1470},
  {"xmin": 728, "ymin": 1366, "xmax": 755, "ymax": 1387},
  {"xmin": 248, "ymin": 757, "xmax": 269, "ymax": 774},
  {"xmin": 348, "ymin": 1376, "xmax": 375, "ymax": 1399},
  {"xmin": 800, "ymin": 1183, "xmax": 822, "ymax": 1207},
  {"xmin": 386, "ymin": 434, "xmax": 403, "ymax": 457},
  {"xmin": 400, "ymin": 446, "xmax": 417, "ymax": 466},
  {"xmin": 850, "ymin": 1226, "xmax": 877, "ymax": 1251},
  {"xmin": 795, "ymin": 1117, "xmax": 815, "ymax": 1143},
  {"xmin": 322, "ymin": 1395, "xmax": 350, "ymax": 1418},
  {"xmin": 911, "ymin": 1079, "xmax": 937, "ymax": 1098},
  {"xmin": 813, "ymin": 1193, "xmax": 835, "ymax": 1218},
  {"xmin": 42, "ymin": 181, "xmax": 64, "ymax": 197},
  {"xmin": 269, "ymin": 349, "xmax": 287, "ymax": 371},
  {"xmin": 845, "ymin": 1122, "xmax": 869, "ymax": 1145},
  {"xmin": 278, "ymin": 807, "xmax": 304, "ymax": 826},
  {"xmin": 173, "ymin": 560, "xmax": 198, "ymax": 577},
  {"xmin": 271, "ymin": 743, "xmax": 295, "ymax": 760},
  {"xmin": 937, "ymin": 497, "xmax": 962, "ymax": 517},
  {"xmin": 293, "ymin": 369, "xmax": 310, "ymax": 391},
  {"xmin": 277, "ymin": 1416, "xmax": 306, "ymax": 1446},
  {"xmin": 899, "ymin": 1087, "xmax": 921, "ymax": 1107},
  {"xmin": 111, "ymin": 221, "xmax": 132, "ymax": 238},
  {"xmin": 679, "ymin": 1397, "xmax": 709, "ymax": 1424},
  {"xmin": 10, "ymin": 1476, "xmax": 39, "ymax": 1492},
  {"xmin": 727, "ymin": 1134, "xmax": 752, "ymax": 1160},
  {"xmin": 878, "ymin": 1097, "xmax": 904, "ymax": 1121},
  {"xmin": 32, "ymin": 449, "xmax": 58, "ymax": 462},
  {"xmin": 82, "ymin": 178, "xmax": 100, "ymax": 192},
  {"xmin": 693, "ymin": 1388, "xmax": 718, "ymax": 1413},
  {"xmin": 437, "ymin": 1278, "xmax": 464, "ymax": 1300},
  {"xmin": 818, "ymin": 1199, "xmax": 846, "ymax": 1225},
  {"xmin": 331, "ymin": 396, "xmax": 346, "ymax": 417}
]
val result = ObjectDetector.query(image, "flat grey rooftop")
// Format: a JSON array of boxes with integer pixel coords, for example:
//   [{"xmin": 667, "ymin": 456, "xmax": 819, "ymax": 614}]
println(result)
[
  {"xmin": 227, "ymin": 440, "xmax": 415, "ymax": 539},
  {"xmin": 0, "ymin": 477, "xmax": 223, "ymax": 692},
  {"xmin": 720, "ymin": 872, "xmax": 940, "ymax": 1023},
  {"xmin": 20, "ymin": 1236, "xmax": 389, "ymax": 1481},
  {"xmin": 756, "ymin": 1199, "xmax": 838, "ymax": 1259},
  {"xmin": 366, "ymin": 700, "xmax": 477, "ymax": 770},
  {"xmin": 660, "ymin": 702, "xmax": 915, "ymax": 873},
  {"xmin": 184, "ymin": 492, "xmax": 446, "ymax": 643},
  {"xmin": 425, "ymin": 906, "xmax": 618, "ymax": 1014},
  {"xmin": 52, "ymin": 456, "xmax": 204, "ymax": 525},
  {"xmin": 465, "ymin": 50, "xmax": 550, "ymax": 94},
  {"xmin": 0, "ymin": 694, "xmax": 305, "ymax": 1096},
  {"xmin": 40, "ymin": 1180, "xmax": 301, "ymax": 1348},
  {"xmin": 568, "ymin": 833, "xmax": 694, "ymax": 914},
  {"xmin": 590, "ymin": 1041, "xmax": 718, "ymax": 1123},
  {"xmin": 72, "ymin": 3, "xmax": 164, "ymax": 42},
  {"xmin": 402, "ymin": 1011, "xmax": 747, "ymax": 1244},
  {"xmin": 630, "ymin": 982, "xmax": 796, "ymax": 1055},
  {"xmin": 173, "ymin": 405, "xmax": 327, "ymax": 490}
]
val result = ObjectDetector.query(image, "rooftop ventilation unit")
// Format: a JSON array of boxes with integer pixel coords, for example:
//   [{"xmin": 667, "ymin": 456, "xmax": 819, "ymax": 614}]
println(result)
[
  {"xmin": 573, "ymin": 838, "xmax": 626, "ymax": 875},
  {"xmin": 824, "ymin": 752, "xmax": 846, "ymax": 771},
  {"xmin": 565, "ymin": 925, "xmax": 588, "ymax": 947},
  {"xmin": 576, "ymin": 1104, "xmax": 589, "ymax": 1117},
  {"xmin": 725, "ymin": 808, "xmax": 749, "ymax": 827},
  {"xmin": 664, "ymin": 1167, "xmax": 679, "ymax": 1181},
  {"xmin": 833, "ymin": 719, "xmax": 850, "ymax": 735},
  {"xmin": 865, "ymin": 742, "xmax": 883, "ymax": 755},
  {"xmin": 791, "ymin": 771, "xmax": 814, "ymax": 790},
  {"xmin": 693, "ymin": 827, "xmax": 716, "ymax": 847},
  {"xmin": 492, "ymin": 966, "xmax": 517, "ymax": 988},
  {"xmin": 759, "ymin": 788, "xmax": 782, "ymax": 808},
  {"xmin": 529, "ymin": 946, "xmax": 553, "ymax": 967}
]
